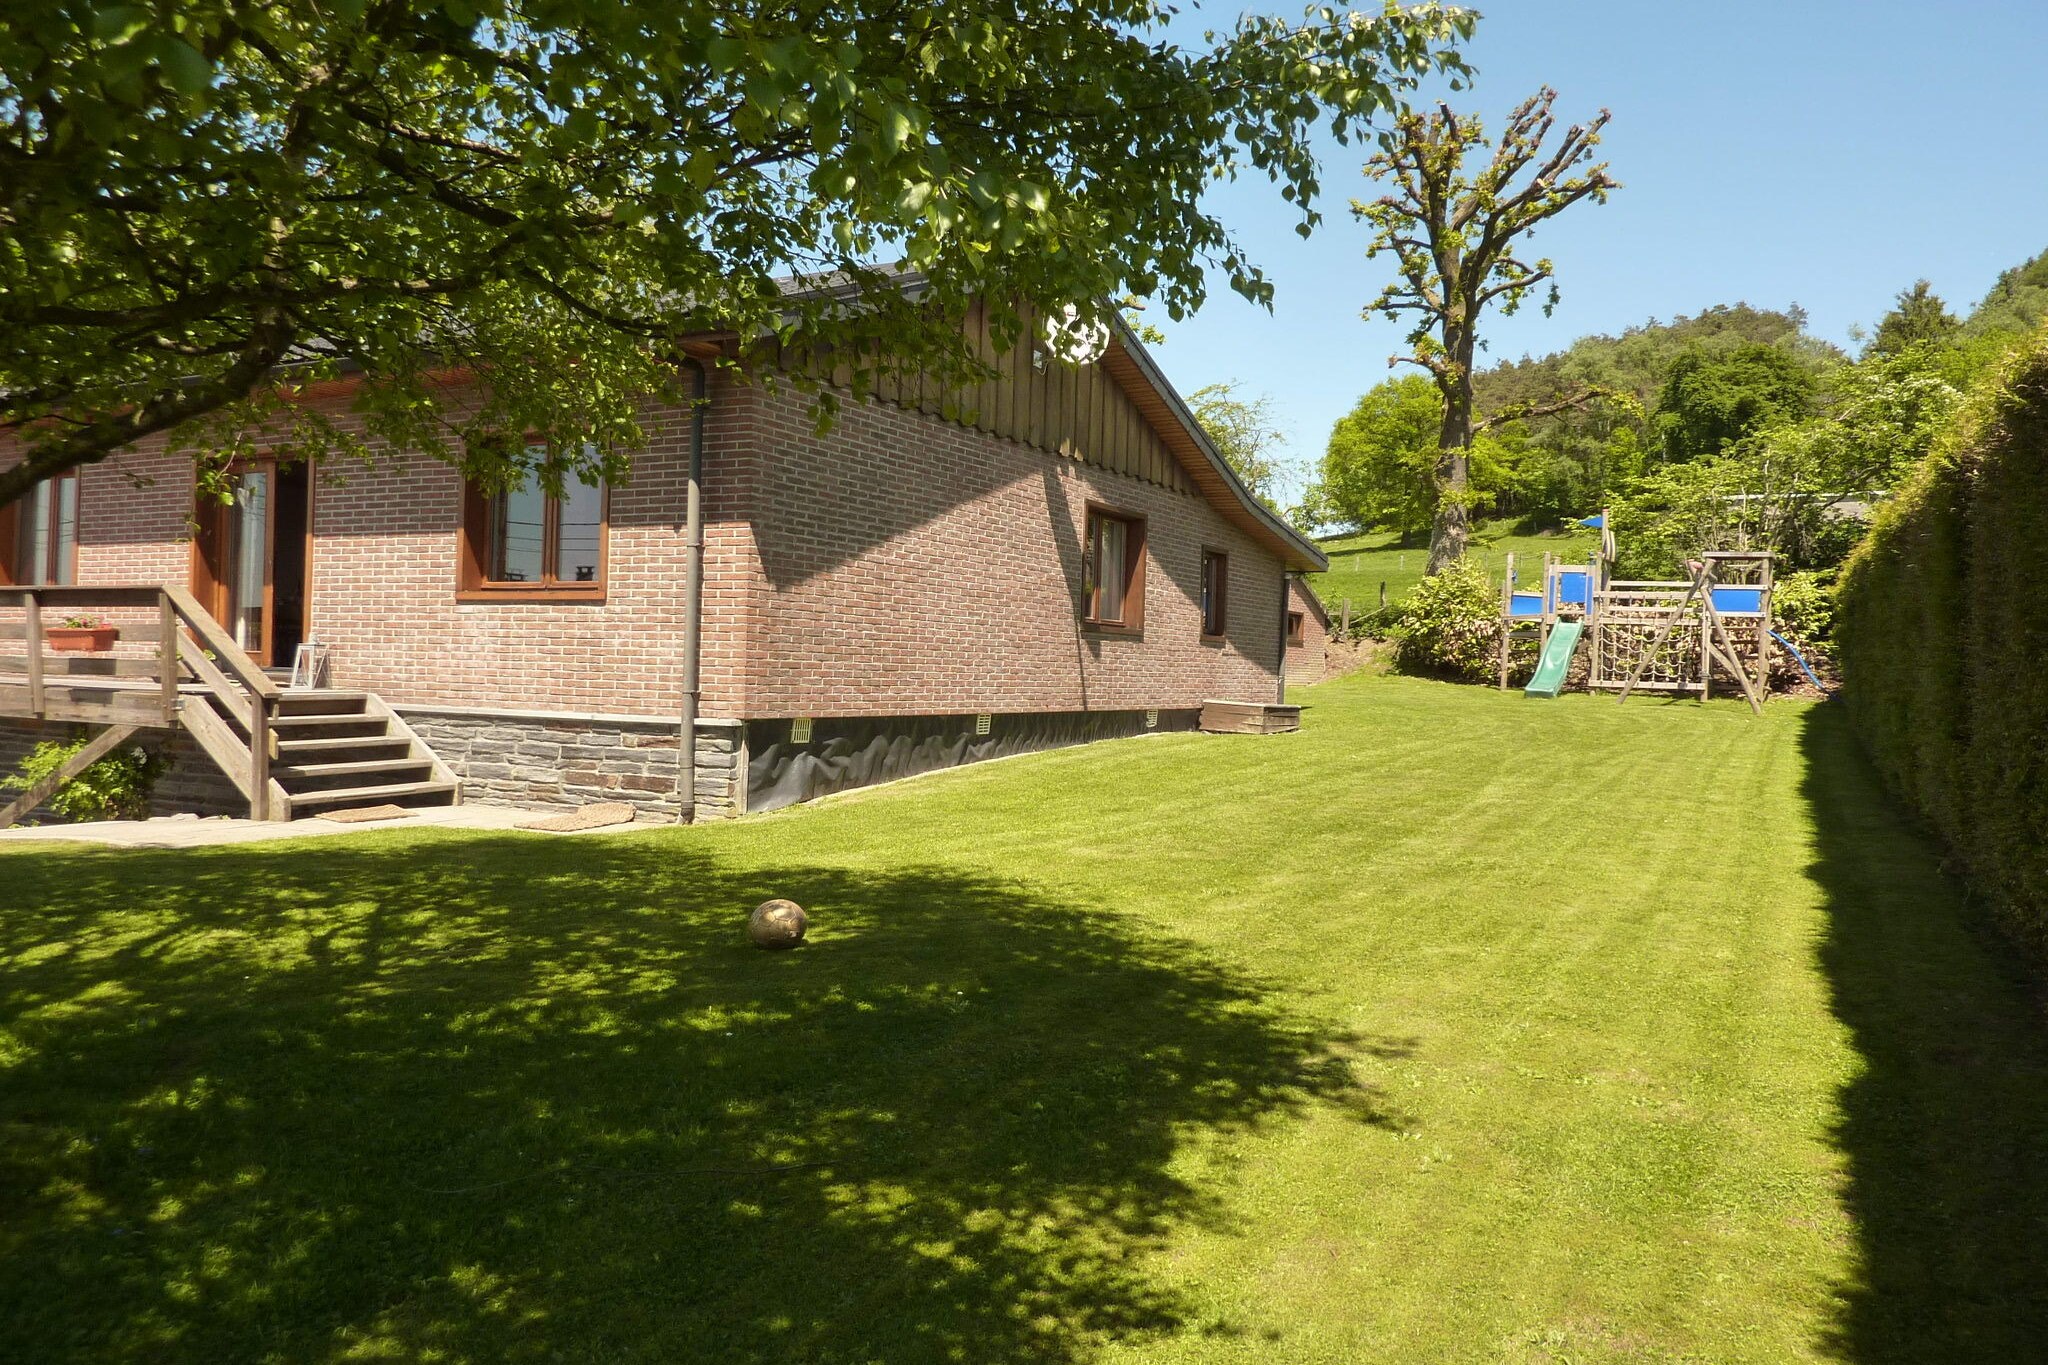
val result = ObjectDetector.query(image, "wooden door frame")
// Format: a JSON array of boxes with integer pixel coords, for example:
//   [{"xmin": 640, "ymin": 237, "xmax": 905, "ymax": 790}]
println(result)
[{"xmin": 188, "ymin": 456, "xmax": 314, "ymax": 668}]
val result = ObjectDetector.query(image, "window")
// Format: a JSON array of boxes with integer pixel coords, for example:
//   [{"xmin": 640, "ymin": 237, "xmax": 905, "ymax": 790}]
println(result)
[
  {"xmin": 1286, "ymin": 611, "xmax": 1307, "ymax": 646},
  {"xmin": 459, "ymin": 449, "xmax": 607, "ymax": 600},
  {"xmin": 1083, "ymin": 507, "xmax": 1144, "ymax": 630},
  {"xmin": 1200, "ymin": 550, "xmax": 1228, "ymax": 638},
  {"xmin": 2, "ymin": 473, "xmax": 78, "ymax": 585}
]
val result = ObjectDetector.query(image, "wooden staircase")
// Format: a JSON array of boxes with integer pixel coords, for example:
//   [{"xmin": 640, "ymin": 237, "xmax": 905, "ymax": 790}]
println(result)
[
  {"xmin": 195, "ymin": 687, "xmax": 461, "ymax": 820},
  {"xmin": 1, "ymin": 584, "xmax": 459, "ymax": 826}
]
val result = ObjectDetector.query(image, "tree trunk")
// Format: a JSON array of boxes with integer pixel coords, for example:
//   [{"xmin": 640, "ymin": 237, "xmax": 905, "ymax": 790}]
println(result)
[{"xmin": 1425, "ymin": 334, "xmax": 1478, "ymax": 574}]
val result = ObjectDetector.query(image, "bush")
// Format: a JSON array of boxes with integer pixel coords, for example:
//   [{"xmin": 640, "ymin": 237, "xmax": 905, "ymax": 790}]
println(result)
[
  {"xmin": 1836, "ymin": 325, "xmax": 2048, "ymax": 959},
  {"xmin": 1387, "ymin": 561, "xmax": 1501, "ymax": 683},
  {"xmin": 1773, "ymin": 569, "xmax": 1838, "ymax": 648},
  {"xmin": 3, "ymin": 733, "xmax": 166, "ymax": 822}
]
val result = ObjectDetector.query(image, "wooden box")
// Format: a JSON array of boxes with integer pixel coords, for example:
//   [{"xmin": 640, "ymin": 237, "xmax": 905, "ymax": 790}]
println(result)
[{"xmin": 1199, "ymin": 699, "xmax": 1302, "ymax": 735}]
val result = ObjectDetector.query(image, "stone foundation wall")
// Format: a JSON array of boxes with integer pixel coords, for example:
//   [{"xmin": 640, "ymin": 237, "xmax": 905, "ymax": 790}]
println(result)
[{"xmin": 395, "ymin": 706, "xmax": 744, "ymax": 821}]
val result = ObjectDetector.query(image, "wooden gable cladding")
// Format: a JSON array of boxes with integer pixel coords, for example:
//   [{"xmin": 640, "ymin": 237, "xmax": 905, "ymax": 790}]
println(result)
[{"xmin": 775, "ymin": 300, "xmax": 1194, "ymax": 496}]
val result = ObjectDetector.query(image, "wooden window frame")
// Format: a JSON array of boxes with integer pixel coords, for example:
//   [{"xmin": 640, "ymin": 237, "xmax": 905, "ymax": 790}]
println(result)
[
  {"xmin": 1081, "ymin": 504, "xmax": 1146, "ymax": 634},
  {"xmin": 0, "ymin": 471, "xmax": 79, "ymax": 587},
  {"xmin": 1200, "ymin": 548, "xmax": 1229, "ymax": 640},
  {"xmin": 457, "ymin": 459, "xmax": 610, "ymax": 603},
  {"xmin": 1286, "ymin": 610, "xmax": 1307, "ymax": 647}
]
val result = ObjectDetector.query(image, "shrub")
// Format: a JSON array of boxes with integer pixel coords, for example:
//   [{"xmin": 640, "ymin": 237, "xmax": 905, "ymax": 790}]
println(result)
[
  {"xmin": 3, "ymin": 733, "xmax": 166, "ymax": 822},
  {"xmin": 1772, "ymin": 569, "xmax": 1838, "ymax": 648},
  {"xmin": 1836, "ymin": 325, "xmax": 2048, "ymax": 959},
  {"xmin": 1387, "ymin": 561, "xmax": 1501, "ymax": 683}
]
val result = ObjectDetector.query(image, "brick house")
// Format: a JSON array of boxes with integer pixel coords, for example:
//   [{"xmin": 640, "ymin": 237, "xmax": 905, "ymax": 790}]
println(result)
[
  {"xmin": 0, "ymin": 306, "xmax": 1326, "ymax": 822},
  {"xmin": 1284, "ymin": 577, "xmax": 1332, "ymax": 686}
]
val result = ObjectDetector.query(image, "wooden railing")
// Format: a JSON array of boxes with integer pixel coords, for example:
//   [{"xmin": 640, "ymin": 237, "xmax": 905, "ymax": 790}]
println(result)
[{"xmin": 0, "ymin": 585, "xmax": 282, "ymax": 819}]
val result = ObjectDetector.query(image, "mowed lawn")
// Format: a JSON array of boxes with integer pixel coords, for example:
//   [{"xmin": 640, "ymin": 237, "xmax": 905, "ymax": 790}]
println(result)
[
  {"xmin": 5, "ymin": 676, "xmax": 2047, "ymax": 1363},
  {"xmin": 1312, "ymin": 519, "xmax": 1600, "ymax": 613}
]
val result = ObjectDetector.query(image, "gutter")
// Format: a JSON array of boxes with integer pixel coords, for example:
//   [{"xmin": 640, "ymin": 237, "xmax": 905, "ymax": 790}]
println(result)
[
  {"xmin": 1277, "ymin": 571, "xmax": 1293, "ymax": 704},
  {"xmin": 676, "ymin": 357, "xmax": 709, "ymax": 823}
]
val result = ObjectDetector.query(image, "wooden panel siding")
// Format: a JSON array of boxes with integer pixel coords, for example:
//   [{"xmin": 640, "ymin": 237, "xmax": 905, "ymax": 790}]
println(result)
[{"xmin": 775, "ymin": 301, "xmax": 1197, "ymax": 496}]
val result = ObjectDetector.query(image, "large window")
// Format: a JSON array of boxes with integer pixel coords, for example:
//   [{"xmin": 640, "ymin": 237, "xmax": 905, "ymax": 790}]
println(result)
[
  {"xmin": 1083, "ymin": 507, "xmax": 1145, "ymax": 631},
  {"xmin": 1200, "ymin": 550, "xmax": 1228, "ymax": 638},
  {"xmin": 3, "ymin": 473, "xmax": 78, "ymax": 585},
  {"xmin": 459, "ymin": 450, "xmax": 607, "ymax": 600}
]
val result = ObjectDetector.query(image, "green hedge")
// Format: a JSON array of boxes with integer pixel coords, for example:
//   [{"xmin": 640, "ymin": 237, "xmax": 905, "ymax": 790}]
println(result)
[{"xmin": 1836, "ymin": 329, "xmax": 2048, "ymax": 955}]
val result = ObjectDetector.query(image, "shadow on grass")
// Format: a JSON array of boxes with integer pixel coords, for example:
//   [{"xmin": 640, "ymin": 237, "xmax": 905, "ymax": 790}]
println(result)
[
  {"xmin": 0, "ymin": 837, "xmax": 1408, "ymax": 1363},
  {"xmin": 1799, "ymin": 705, "xmax": 2048, "ymax": 1362}
]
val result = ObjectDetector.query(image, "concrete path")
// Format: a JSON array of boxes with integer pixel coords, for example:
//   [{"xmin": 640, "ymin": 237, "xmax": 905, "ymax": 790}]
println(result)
[{"xmin": 0, "ymin": 803, "xmax": 670, "ymax": 850}]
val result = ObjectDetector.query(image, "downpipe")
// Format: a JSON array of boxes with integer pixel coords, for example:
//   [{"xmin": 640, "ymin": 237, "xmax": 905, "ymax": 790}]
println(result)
[{"xmin": 676, "ymin": 357, "xmax": 708, "ymax": 823}]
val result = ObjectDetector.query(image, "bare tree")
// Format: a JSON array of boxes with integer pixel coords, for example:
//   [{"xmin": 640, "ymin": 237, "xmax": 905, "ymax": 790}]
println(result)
[{"xmin": 1355, "ymin": 88, "xmax": 1619, "ymax": 572}]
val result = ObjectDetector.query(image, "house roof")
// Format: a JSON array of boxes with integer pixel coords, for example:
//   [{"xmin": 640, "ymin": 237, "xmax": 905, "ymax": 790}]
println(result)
[
  {"xmin": 1098, "ymin": 317, "xmax": 1327, "ymax": 573},
  {"xmin": 762, "ymin": 270, "xmax": 1326, "ymax": 572}
]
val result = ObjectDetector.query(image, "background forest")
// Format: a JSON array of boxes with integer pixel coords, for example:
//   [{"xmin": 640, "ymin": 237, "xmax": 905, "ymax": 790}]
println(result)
[{"xmin": 1296, "ymin": 246, "xmax": 2048, "ymax": 600}]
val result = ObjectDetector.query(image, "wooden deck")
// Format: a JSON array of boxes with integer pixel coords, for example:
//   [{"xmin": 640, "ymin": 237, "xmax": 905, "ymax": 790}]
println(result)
[{"xmin": 0, "ymin": 585, "xmax": 458, "ymax": 827}]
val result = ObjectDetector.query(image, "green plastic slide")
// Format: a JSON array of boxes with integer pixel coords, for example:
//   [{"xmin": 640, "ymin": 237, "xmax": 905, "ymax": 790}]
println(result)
[{"xmin": 1523, "ymin": 620, "xmax": 1584, "ymax": 698}]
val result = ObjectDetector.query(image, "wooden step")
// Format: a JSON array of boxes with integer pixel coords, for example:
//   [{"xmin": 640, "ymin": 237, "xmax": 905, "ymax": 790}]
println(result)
[
  {"xmin": 275, "ymin": 757, "xmax": 436, "ymax": 792},
  {"xmin": 277, "ymin": 690, "xmax": 371, "ymax": 717},
  {"xmin": 276, "ymin": 734, "xmax": 415, "ymax": 760},
  {"xmin": 285, "ymin": 779, "xmax": 460, "ymax": 814},
  {"xmin": 275, "ymin": 756, "xmax": 432, "ymax": 779},
  {"xmin": 269, "ymin": 713, "xmax": 389, "ymax": 737}
]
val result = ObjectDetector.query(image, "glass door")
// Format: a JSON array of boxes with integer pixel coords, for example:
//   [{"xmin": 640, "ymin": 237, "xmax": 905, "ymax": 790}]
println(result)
[
  {"xmin": 193, "ymin": 464, "xmax": 277, "ymax": 664},
  {"xmin": 221, "ymin": 468, "xmax": 271, "ymax": 657}
]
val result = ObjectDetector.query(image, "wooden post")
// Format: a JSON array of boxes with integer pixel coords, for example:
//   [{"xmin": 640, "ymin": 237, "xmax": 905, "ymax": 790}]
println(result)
[
  {"xmin": 1378, "ymin": 581, "xmax": 1388, "ymax": 609},
  {"xmin": 23, "ymin": 589, "xmax": 43, "ymax": 718},
  {"xmin": 1340, "ymin": 598, "xmax": 1352, "ymax": 639},
  {"xmin": 158, "ymin": 591, "xmax": 179, "ymax": 725},
  {"xmin": 1499, "ymin": 553, "xmax": 1515, "ymax": 691},
  {"xmin": 249, "ymin": 694, "xmax": 272, "ymax": 821}
]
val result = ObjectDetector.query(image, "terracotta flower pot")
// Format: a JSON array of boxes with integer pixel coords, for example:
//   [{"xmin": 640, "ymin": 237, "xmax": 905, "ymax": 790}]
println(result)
[{"xmin": 46, "ymin": 626, "xmax": 120, "ymax": 653}]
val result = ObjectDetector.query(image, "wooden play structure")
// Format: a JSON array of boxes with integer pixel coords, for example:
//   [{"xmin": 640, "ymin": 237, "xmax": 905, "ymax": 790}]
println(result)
[{"xmin": 1498, "ymin": 512, "xmax": 1779, "ymax": 713}]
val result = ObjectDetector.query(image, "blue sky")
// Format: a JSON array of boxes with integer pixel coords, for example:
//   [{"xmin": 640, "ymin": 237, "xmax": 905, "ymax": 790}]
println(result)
[{"xmin": 1149, "ymin": 0, "xmax": 2048, "ymax": 501}]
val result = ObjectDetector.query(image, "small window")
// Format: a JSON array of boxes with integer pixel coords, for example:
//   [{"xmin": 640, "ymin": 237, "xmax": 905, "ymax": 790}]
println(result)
[
  {"xmin": 460, "ymin": 447, "xmax": 607, "ymax": 599},
  {"xmin": 3, "ymin": 473, "xmax": 78, "ymax": 586},
  {"xmin": 1286, "ymin": 611, "xmax": 1307, "ymax": 646},
  {"xmin": 1200, "ymin": 551, "xmax": 1228, "ymax": 638},
  {"xmin": 1083, "ymin": 507, "xmax": 1145, "ymax": 630}
]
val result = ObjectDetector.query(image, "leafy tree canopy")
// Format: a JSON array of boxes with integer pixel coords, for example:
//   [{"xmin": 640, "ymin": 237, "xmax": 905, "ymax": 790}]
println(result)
[
  {"xmin": 0, "ymin": 0, "xmax": 1473, "ymax": 507},
  {"xmin": 1963, "ymin": 247, "xmax": 2048, "ymax": 339},
  {"xmin": 1186, "ymin": 381, "xmax": 1291, "ymax": 506},
  {"xmin": 1868, "ymin": 280, "xmax": 1959, "ymax": 357},
  {"xmin": 1305, "ymin": 371, "xmax": 1527, "ymax": 538},
  {"xmin": 1313, "ymin": 373, "xmax": 1443, "ymax": 537},
  {"xmin": 1652, "ymin": 342, "xmax": 1820, "ymax": 462}
]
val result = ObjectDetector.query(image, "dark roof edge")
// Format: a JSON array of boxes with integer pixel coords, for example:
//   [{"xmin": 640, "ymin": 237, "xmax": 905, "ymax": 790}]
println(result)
[{"xmin": 1106, "ymin": 314, "xmax": 1327, "ymax": 573}]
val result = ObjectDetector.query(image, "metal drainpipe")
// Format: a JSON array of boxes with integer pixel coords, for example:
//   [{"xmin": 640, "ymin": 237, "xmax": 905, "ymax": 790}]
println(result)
[
  {"xmin": 676, "ymin": 357, "xmax": 708, "ymax": 823},
  {"xmin": 1276, "ymin": 569, "xmax": 1291, "ymax": 704}
]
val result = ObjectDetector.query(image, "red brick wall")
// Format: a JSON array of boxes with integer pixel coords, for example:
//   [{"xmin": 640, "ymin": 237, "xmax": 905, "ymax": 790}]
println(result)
[
  {"xmin": 8, "ymin": 366, "xmax": 1291, "ymax": 719},
  {"xmin": 1286, "ymin": 577, "xmax": 1330, "ymax": 686},
  {"xmin": 731, "ymin": 383, "xmax": 1285, "ymax": 717}
]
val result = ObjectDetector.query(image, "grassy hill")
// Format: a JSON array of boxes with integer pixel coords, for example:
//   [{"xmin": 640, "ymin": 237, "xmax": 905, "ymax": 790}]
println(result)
[{"xmin": 1309, "ymin": 518, "xmax": 1601, "ymax": 616}]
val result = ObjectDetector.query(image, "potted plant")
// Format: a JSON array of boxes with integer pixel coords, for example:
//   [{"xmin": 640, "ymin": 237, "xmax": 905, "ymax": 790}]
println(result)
[{"xmin": 46, "ymin": 614, "xmax": 121, "ymax": 653}]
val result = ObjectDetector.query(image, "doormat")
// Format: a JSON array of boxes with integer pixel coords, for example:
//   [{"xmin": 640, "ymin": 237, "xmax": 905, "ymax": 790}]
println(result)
[
  {"xmin": 317, "ymin": 804, "xmax": 414, "ymax": 824},
  {"xmin": 517, "ymin": 801, "xmax": 638, "ymax": 833}
]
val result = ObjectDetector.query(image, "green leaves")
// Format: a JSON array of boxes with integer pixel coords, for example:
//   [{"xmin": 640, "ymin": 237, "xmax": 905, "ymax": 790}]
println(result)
[
  {"xmin": 146, "ymin": 34, "xmax": 211, "ymax": 94},
  {"xmin": 1, "ymin": 0, "xmax": 1471, "ymax": 505},
  {"xmin": 90, "ymin": 6, "xmax": 151, "ymax": 43}
]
